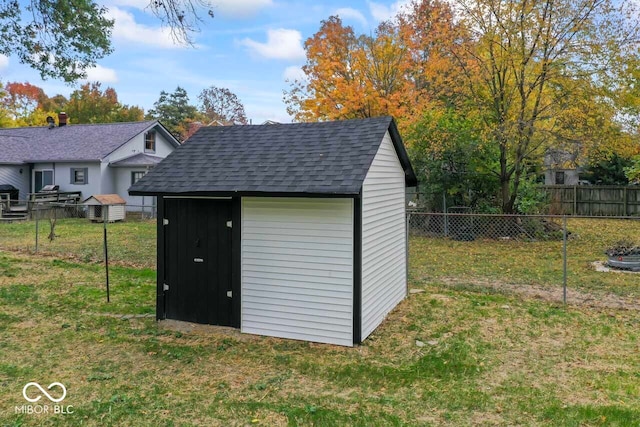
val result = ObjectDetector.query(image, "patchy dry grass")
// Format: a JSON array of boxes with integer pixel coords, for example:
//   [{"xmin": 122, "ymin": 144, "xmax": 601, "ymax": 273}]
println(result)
[
  {"xmin": 0, "ymin": 218, "xmax": 156, "ymax": 268},
  {"xmin": 0, "ymin": 247, "xmax": 638, "ymax": 426}
]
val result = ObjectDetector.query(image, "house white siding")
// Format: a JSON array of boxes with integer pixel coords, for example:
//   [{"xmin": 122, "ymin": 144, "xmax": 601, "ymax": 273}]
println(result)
[
  {"xmin": 113, "ymin": 167, "xmax": 155, "ymax": 211},
  {"xmin": 107, "ymin": 128, "xmax": 175, "ymax": 163},
  {"xmin": 51, "ymin": 162, "xmax": 102, "ymax": 200},
  {"xmin": 361, "ymin": 131, "xmax": 407, "ymax": 340},
  {"xmin": 241, "ymin": 197, "xmax": 354, "ymax": 346},
  {"xmin": 106, "ymin": 126, "xmax": 175, "ymax": 211},
  {"xmin": 0, "ymin": 165, "xmax": 29, "ymax": 200}
]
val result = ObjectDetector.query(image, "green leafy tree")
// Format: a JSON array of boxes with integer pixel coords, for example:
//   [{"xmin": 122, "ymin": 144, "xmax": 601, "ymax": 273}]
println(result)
[
  {"xmin": 0, "ymin": 0, "xmax": 113, "ymax": 82},
  {"xmin": 0, "ymin": 1, "xmax": 215, "ymax": 82},
  {"xmin": 65, "ymin": 82, "xmax": 143, "ymax": 124},
  {"xmin": 582, "ymin": 154, "xmax": 632, "ymax": 185},
  {"xmin": 624, "ymin": 155, "xmax": 640, "ymax": 184},
  {"xmin": 407, "ymin": 109, "xmax": 500, "ymax": 211},
  {"xmin": 146, "ymin": 86, "xmax": 202, "ymax": 141}
]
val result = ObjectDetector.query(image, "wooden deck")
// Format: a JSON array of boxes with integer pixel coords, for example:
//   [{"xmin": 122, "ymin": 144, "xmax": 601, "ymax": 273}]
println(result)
[{"xmin": 0, "ymin": 191, "xmax": 82, "ymax": 221}]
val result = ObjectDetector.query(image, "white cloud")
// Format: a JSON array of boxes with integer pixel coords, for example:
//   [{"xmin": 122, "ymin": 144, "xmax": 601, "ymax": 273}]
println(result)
[
  {"xmin": 107, "ymin": 0, "xmax": 273, "ymax": 18},
  {"xmin": 0, "ymin": 54, "xmax": 9, "ymax": 70},
  {"xmin": 282, "ymin": 65, "xmax": 306, "ymax": 82},
  {"xmin": 368, "ymin": 0, "xmax": 411, "ymax": 22},
  {"xmin": 211, "ymin": 0, "xmax": 274, "ymax": 18},
  {"xmin": 106, "ymin": 7, "xmax": 181, "ymax": 49},
  {"xmin": 83, "ymin": 64, "xmax": 118, "ymax": 83},
  {"xmin": 334, "ymin": 7, "xmax": 368, "ymax": 28},
  {"xmin": 240, "ymin": 29, "xmax": 305, "ymax": 61},
  {"xmin": 107, "ymin": 0, "xmax": 149, "ymax": 9}
]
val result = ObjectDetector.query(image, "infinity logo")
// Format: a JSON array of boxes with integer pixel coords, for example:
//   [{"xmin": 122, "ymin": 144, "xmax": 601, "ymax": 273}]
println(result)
[{"xmin": 22, "ymin": 382, "xmax": 67, "ymax": 403}]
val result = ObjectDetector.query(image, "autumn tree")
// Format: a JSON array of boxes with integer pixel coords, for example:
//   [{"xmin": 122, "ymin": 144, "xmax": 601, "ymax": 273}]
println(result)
[
  {"xmin": 0, "ymin": 84, "xmax": 14, "ymax": 127},
  {"xmin": 395, "ymin": 0, "xmax": 470, "ymax": 112},
  {"xmin": 146, "ymin": 86, "xmax": 203, "ymax": 141},
  {"xmin": 0, "ymin": 1, "xmax": 214, "ymax": 82},
  {"xmin": 285, "ymin": 16, "xmax": 411, "ymax": 121},
  {"xmin": 285, "ymin": 2, "xmax": 465, "ymax": 126},
  {"xmin": 2, "ymin": 82, "xmax": 46, "ymax": 120},
  {"xmin": 198, "ymin": 86, "xmax": 248, "ymax": 125},
  {"xmin": 65, "ymin": 82, "xmax": 143, "ymax": 124},
  {"xmin": 449, "ymin": 0, "xmax": 640, "ymax": 212},
  {"xmin": 0, "ymin": 81, "xmax": 66, "ymax": 127}
]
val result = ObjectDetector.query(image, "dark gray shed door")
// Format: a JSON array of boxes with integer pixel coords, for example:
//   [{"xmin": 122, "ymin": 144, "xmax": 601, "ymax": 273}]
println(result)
[{"xmin": 164, "ymin": 198, "xmax": 233, "ymax": 326}]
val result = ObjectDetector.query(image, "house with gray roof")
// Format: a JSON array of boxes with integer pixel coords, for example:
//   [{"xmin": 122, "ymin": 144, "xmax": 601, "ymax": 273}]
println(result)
[
  {"xmin": 130, "ymin": 116, "xmax": 417, "ymax": 346},
  {"xmin": 0, "ymin": 115, "xmax": 179, "ymax": 209}
]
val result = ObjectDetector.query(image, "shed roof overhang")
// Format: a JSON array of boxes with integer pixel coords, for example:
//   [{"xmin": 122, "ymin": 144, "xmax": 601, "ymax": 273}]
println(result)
[{"xmin": 128, "ymin": 189, "xmax": 361, "ymax": 198}]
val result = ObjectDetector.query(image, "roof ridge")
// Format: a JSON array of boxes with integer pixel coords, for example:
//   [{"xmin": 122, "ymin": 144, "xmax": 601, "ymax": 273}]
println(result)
[
  {"xmin": 0, "ymin": 120, "xmax": 156, "ymax": 131},
  {"xmin": 130, "ymin": 116, "xmax": 415, "ymax": 196}
]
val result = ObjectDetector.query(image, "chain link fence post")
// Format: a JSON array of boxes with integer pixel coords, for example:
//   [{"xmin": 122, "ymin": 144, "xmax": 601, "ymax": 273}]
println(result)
[
  {"xmin": 34, "ymin": 204, "xmax": 39, "ymax": 253},
  {"xmin": 563, "ymin": 215, "xmax": 567, "ymax": 304}
]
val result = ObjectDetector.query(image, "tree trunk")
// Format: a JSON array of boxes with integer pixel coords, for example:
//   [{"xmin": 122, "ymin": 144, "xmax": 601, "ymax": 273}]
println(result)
[{"xmin": 499, "ymin": 141, "xmax": 515, "ymax": 213}]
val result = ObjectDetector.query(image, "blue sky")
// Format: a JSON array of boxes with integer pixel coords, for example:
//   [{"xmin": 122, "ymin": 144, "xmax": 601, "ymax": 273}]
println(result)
[{"xmin": 0, "ymin": 0, "xmax": 410, "ymax": 123}]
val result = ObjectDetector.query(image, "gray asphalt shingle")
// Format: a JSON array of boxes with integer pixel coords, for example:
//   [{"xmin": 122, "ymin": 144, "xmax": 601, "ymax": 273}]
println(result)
[
  {"xmin": 0, "ymin": 121, "xmax": 158, "ymax": 164},
  {"xmin": 130, "ymin": 116, "xmax": 416, "ymax": 196},
  {"xmin": 109, "ymin": 153, "xmax": 164, "ymax": 167}
]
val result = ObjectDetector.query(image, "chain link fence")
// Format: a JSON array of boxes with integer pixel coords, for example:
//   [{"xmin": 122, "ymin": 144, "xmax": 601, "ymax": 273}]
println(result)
[
  {"xmin": 0, "ymin": 203, "xmax": 157, "ymax": 269},
  {"xmin": 2, "ymin": 203, "xmax": 639, "ymax": 309},
  {"xmin": 408, "ymin": 211, "xmax": 640, "ymax": 308},
  {"xmin": 408, "ymin": 211, "xmax": 566, "ymax": 241}
]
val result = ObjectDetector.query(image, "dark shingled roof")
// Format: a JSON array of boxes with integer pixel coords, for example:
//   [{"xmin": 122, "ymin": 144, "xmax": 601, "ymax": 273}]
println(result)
[
  {"xmin": 0, "ymin": 121, "xmax": 177, "ymax": 164},
  {"xmin": 130, "ymin": 116, "xmax": 416, "ymax": 196}
]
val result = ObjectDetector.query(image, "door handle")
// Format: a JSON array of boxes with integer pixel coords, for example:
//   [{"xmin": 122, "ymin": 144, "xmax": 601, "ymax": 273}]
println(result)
[{"xmin": 194, "ymin": 258, "xmax": 204, "ymax": 263}]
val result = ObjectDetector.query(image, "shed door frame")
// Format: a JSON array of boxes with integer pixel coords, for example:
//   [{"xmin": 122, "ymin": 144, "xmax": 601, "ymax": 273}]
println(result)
[{"xmin": 157, "ymin": 196, "xmax": 241, "ymax": 328}]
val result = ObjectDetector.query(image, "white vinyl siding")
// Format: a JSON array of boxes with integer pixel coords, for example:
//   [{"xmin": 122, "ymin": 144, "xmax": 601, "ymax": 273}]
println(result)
[
  {"xmin": 0, "ymin": 165, "xmax": 29, "ymax": 201},
  {"xmin": 242, "ymin": 197, "xmax": 354, "ymax": 346},
  {"xmin": 50, "ymin": 163, "xmax": 101, "ymax": 200},
  {"xmin": 361, "ymin": 131, "xmax": 407, "ymax": 340}
]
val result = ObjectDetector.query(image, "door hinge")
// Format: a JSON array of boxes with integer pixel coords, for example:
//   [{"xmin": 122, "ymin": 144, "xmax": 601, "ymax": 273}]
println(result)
[
  {"xmin": 226, "ymin": 220, "xmax": 232, "ymax": 228},
  {"xmin": 163, "ymin": 218, "xmax": 169, "ymax": 226},
  {"xmin": 163, "ymin": 283, "xmax": 169, "ymax": 291},
  {"xmin": 226, "ymin": 290, "xmax": 232, "ymax": 298}
]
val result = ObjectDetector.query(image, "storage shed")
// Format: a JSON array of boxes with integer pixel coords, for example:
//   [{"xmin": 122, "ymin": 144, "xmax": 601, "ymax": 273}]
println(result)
[
  {"xmin": 129, "ymin": 117, "xmax": 417, "ymax": 346},
  {"xmin": 84, "ymin": 194, "xmax": 126, "ymax": 222}
]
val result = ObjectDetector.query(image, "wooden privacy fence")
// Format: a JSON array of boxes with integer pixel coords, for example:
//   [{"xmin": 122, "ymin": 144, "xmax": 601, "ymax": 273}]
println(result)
[{"xmin": 543, "ymin": 185, "xmax": 640, "ymax": 216}]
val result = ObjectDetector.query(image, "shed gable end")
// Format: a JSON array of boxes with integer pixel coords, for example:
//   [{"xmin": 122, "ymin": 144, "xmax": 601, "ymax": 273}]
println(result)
[{"xmin": 361, "ymin": 131, "xmax": 407, "ymax": 340}]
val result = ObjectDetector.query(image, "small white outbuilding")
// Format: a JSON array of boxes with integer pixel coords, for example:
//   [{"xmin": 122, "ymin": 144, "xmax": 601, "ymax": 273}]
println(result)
[
  {"xmin": 129, "ymin": 117, "xmax": 417, "ymax": 346},
  {"xmin": 84, "ymin": 194, "xmax": 126, "ymax": 222}
]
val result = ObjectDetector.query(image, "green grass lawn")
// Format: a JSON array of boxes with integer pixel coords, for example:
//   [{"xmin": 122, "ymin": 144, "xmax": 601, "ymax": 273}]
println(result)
[{"xmin": 0, "ymin": 219, "xmax": 639, "ymax": 425}]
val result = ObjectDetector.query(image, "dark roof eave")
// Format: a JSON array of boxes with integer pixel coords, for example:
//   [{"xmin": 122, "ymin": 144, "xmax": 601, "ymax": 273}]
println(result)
[
  {"xmin": 152, "ymin": 121, "xmax": 181, "ymax": 148},
  {"xmin": 110, "ymin": 163, "xmax": 158, "ymax": 168},
  {"xmin": 30, "ymin": 158, "xmax": 101, "ymax": 163},
  {"xmin": 128, "ymin": 190, "xmax": 362, "ymax": 198},
  {"xmin": 387, "ymin": 118, "xmax": 418, "ymax": 187}
]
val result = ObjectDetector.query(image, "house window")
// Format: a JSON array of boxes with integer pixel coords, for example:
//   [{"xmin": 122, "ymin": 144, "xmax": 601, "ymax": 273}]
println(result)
[
  {"xmin": 131, "ymin": 171, "xmax": 146, "ymax": 185},
  {"xmin": 34, "ymin": 170, "xmax": 54, "ymax": 192},
  {"xmin": 71, "ymin": 168, "xmax": 88, "ymax": 185},
  {"xmin": 555, "ymin": 171, "xmax": 565, "ymax": 185},
  {"xmin": 145, "ymin": 131, "xmax": 156, "ymax": 152}
]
